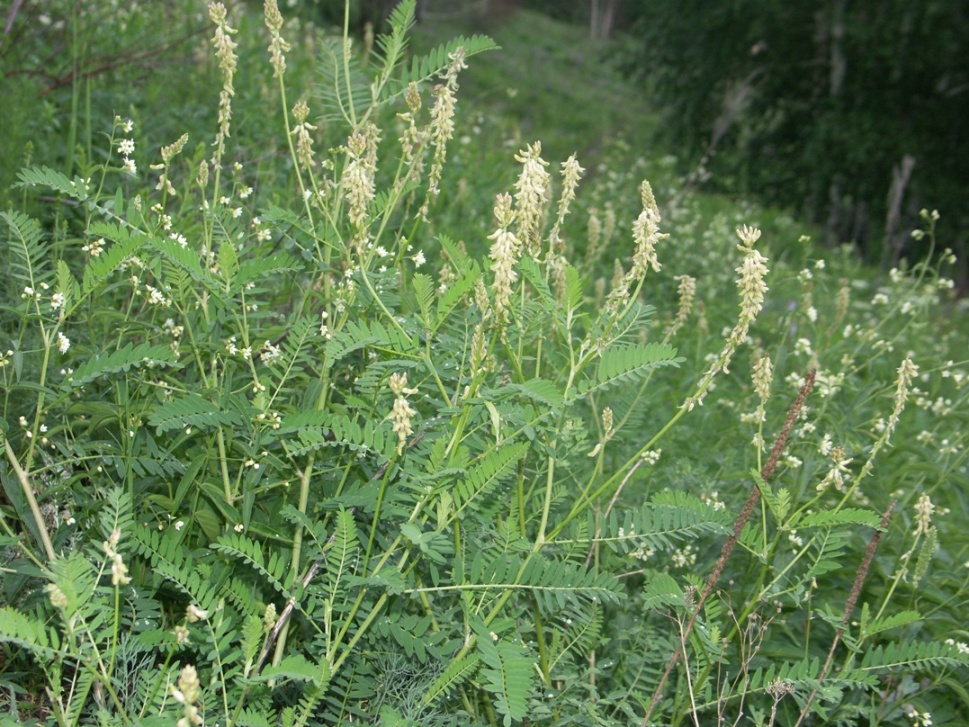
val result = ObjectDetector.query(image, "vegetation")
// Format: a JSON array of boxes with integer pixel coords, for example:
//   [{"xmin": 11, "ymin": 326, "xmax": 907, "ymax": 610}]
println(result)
[
  {"xmin": 620, "ymin": 0, "xmax": 969, "ymax": 274},
  {"xmin": 1, "ymin": 1, "xmax": 966, "ymax": 725}
]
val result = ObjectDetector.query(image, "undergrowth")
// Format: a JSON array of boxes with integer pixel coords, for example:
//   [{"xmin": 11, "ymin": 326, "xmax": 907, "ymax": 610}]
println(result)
[{"xmin": 0, "ymin": 1, "xmax": 966, "ymax": 725}]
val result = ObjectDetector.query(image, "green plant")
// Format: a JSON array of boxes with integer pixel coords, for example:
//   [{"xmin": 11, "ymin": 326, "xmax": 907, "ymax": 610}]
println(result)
[{"xmin": 1, "ymin": 2, "xmax": 967, "ymax": 726}]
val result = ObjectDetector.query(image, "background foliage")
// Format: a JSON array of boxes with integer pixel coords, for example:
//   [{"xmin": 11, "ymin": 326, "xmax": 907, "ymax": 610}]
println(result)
[{"xmin": 620, "ymin": 0, "xmax": 969, "ymax": 277}]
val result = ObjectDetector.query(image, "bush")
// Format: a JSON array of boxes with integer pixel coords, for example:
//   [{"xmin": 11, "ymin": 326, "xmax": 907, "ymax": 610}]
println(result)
[{"xmin": 1, "ymin": 1, "xmax": 967, "ymax": 724}]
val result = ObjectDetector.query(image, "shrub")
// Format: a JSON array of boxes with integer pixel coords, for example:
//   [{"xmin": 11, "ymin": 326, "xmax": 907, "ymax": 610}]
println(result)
[{"xmin": 1, "ymin": 1, "xmax": 966, "ymax": 725}]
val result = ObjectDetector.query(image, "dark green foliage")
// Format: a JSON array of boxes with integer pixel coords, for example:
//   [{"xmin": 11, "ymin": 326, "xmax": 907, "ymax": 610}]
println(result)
[{"xmin": 623, "ymin": 0, "xmax": 969, "ymax": 267}]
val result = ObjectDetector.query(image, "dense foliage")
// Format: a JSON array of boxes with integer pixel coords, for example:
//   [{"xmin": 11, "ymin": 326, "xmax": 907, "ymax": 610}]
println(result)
[
  {"xmin": 621, "ymin": 0, "xmax": 969, "ymax": 272},
  {"xmin": 1, "ymin": 1, "xmax": 967, "ymax": 725}
]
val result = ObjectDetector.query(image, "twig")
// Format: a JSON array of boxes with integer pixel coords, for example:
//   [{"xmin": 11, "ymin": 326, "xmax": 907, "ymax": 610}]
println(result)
[
  {"xmin": 792, "ymin": 499, "xmax": 895, "ymax": 726},
  {"xmin": 640, "ymin": 369, "xmax": 816, "ymax": 726},
  {"xmin": 253, "ymin": 559, "xmax": 323, "ymax": 674}
]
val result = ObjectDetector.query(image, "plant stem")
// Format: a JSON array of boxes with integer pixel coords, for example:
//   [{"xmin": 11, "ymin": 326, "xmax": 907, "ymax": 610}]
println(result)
[{"xmin": 3, "ymin": 437, "xmax": 55, "ymax": 560}]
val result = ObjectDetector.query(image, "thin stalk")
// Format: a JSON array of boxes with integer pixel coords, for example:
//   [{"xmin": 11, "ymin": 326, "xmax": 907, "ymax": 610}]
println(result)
[
  {"xmin": 4, "ymin": 437, "xmax": 55, "ymax": 560},
  {"xmin": 792, "ymin": 500, "xmax": 895, "ymax": 726},
  {"xmin": 641, "ymin": 370, "xmax": 815, "ymax": 726}
]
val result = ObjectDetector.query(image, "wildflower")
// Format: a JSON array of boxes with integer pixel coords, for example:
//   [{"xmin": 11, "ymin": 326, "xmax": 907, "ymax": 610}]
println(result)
[
  {"xmin": 186, "ymin": 604, "xmax": 209, "ymax": 622},
  {"xmin": 487, "ymin": 193, "xmax": 521, "ymax": 325},
  {"xmin": 121, "ymin": 158, "xmax": 137, "ymax": 175},
  {"xmin": 819, "ymin": 433, "xmax": 833, "ymax": 455},
  {"xmin": 389, "ymin": 372, "xmax": 418, "ymax": 454},
  {"xmin": 945, "ymin": 639, "xmax": 969, "ymax": 655},
  {"xmin": 145, "ymin": 285, "xmax": 171, "ymax": 307},
  {"xmin": 588, "ymin": 407, "xmax": 616, "ymax": 457},
  {"xmin": 118, "ymin": 138, "xmax": 135, "ymax": 156},
  {"xmin": 290, "ymin": 100, "xmax": 317, "ymax": 170},
  {"xmin": 56, "ymin": 332, "xmax": 70, "ymax": 354},
  {"xmin": 685, "ymin": 226, "xmax": 768, "ymax": 410},
  {"xmin": 51, "ymin": 292, "xmax": 65, "ymax": 310},
  {"xmin": 469, "ymin": 325, "xmax": 489, "ymax": 376},
  {"xmin": 160, "ymin": 132, "xmax": 189, "ymax": 165},
  {"xmin": 604, "ymin": 182, "xmax": 668, "ymax": 317},
  {"xmin": 81, "ymin": 237, "xmax": 104, "ymax": 257},
  {"xmin": 343, "ymin": 123, "xmax": 380, "ymax": 246},
  {"xmin": 885, "ymin": 355, "xmax": 918, "ymax": 444},
  {"xmin": 412, "ymin": 250, "xmax": 426, "ymax": 268},
  {"xmin": 747, "ymin": 351, "xmax": 773, "ymax": 427},
  {"xmin": 46, "ymin": 583, "xmax": 69, "ymax": 609},
  {"xmin": 784, "ymin": 454, "xmax": 802, "ymax": 469},
  {"xmin": 547, "ymin": 153, "xmax": 585, "ymax": 259},
  {"xmin": 817, "ymin": 447, "xmax": 852, "ymax": 492},
  {"xmin": 209, "ymin": 2, "xmax": 239, "ymax": 163},
  {"xmin": 672, "ymin": 544, "xmax": 696, "ymax": 568},
  {"xmin": 260, "ymin": 340, "xmax": 281, "ymax": 363},
  {"xmin": 172, "ymin": 664, "xmax": 203, "ymax": 727},
  {"xmin": 513, "ymin": 142, "xmax": 551, "ymax": 256},
  {"xmin": 421, "ymin": 47, "xmax": 467, "ymax": 216},
  {"xmin": 103, "ymin": 529, "xmax": 131, "ymax": 586},
  {"xmin": 666, "ymin": 274, "xmax": 696, "ymax": 338},
  {"xmin": 264, "ymin": 0, "xmax": 290, "ymax": 77},
  {"xmin": 913, "ymin": 493, "xmax": 935, "ymax": 536}
]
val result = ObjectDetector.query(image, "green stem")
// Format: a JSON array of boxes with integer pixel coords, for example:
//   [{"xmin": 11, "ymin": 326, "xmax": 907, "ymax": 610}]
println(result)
[{"xmin": 4, "ymin": 437, "xmax": 55, "ymax": 561}]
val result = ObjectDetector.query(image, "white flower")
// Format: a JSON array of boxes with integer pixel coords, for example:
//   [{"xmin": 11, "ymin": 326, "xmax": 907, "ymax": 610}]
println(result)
[
  {"xmin": 82, "ymin": 238, "xmax": 105, "ymax": 257},
  {"xmin": 51, "ymin": 292, "xmax": 65, "ymax": 310},
  {"xmin": 914, "ymin": 493, "xmax": 935, "ymax": 536},
  {"xmin": 56, "ymin": 332, "xmax": 71, "ymax": 354},
  {"xmin": 118, "ymin": 138, "xmax": 135, "ymax": 155}
]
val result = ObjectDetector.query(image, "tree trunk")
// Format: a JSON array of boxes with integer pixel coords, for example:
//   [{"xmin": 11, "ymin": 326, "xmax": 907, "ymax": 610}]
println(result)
[
  {"xmin": 886, "ymin": 154, "xmax": 916, "ymax": 267},
  {"xmin": 590, "ymin": 0, "xmax": 620, "ymax": 40}
]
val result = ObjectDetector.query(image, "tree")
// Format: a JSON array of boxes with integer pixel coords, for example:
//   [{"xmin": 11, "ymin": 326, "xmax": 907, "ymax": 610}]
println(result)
[{"xmin": 623, "ymin": 0, "xmax": 969, "ymax": 273}]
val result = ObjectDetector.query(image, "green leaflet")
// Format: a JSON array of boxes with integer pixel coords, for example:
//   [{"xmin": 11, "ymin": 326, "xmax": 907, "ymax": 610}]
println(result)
[
  {"xmin": 148, "ymin": 393, "xmax": 243, "ymax": 434},
  {"xmin": 251, "ymin": 654, "xmax": 330, "ymax": 687},
  {"xmin": 3, "ymin": 209, "xmax": 50, "ymax": 289},
  {"xmin": 15, "ymin": 165, "xmax": 91, "ymax": 199},
  {"xmin": 476, "ymin": 628, "xmax": 534, "ymax": 726},
  {"xmin": 452, "ymin": 441, "xmax": 529, "ymax": 519},
  {"xmin": 423, "ymin": 655, "xmax": 480, "ymax": 707},
  {"xmin": 63, "ymin": 342, "xmax": 180, "ymax": 390},
  {"xmin": 0, "ymin": 607, "xmax": 61, "ymax": 660},
  {"xmin": 212, "ymin": 531, "xmax": 295, "ymax": 595},
  {"xmin": 325, "ymin": 319, "xmax": 418, "ymax": 361},
  {"xmin": 325, "ymin": 508, "xmax": 360, "ymax": 606},
  {"xmin": 575, "ymin": 342, "xmax": 684, "ymax": 398},
  {"xmin": 384, "ymin": 34, "xmax": 499, "ymax": 104}
]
